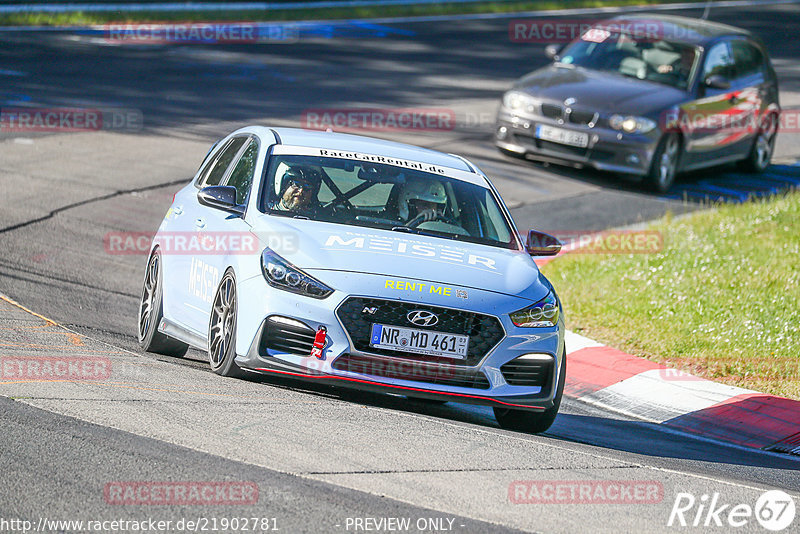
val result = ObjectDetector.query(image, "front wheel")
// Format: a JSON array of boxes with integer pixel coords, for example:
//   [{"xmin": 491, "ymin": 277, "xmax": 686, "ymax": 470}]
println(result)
[
  {"xmin": 644, "ymin": 133, "xmax": 681, "ymax": 193},
  {"xmin": 208, "ymin": 270, "xmax": 245, "ymax": 378},
  {"xmin": 493, "ymin": 347, "xmax": 566, "ymax": 434},
  {"xmin": 138, "ymin": 250, "xmax": 189, "ymax": 357}
]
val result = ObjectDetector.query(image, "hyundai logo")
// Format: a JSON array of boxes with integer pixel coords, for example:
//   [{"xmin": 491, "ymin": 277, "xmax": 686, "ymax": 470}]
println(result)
[{"xmin": 407, "ymin": 310, "xmax": 439, "ymax": 327}]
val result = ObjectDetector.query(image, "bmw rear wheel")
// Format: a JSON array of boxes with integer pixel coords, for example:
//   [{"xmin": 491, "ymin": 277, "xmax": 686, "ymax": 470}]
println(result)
[
  {"xmin": 138, "ymin": 249, "xmax": 189, "ymax": 357},
  {"xmin": 740, "ymin": 113, "xmax": 777, "ymax": 173},
  {"xmin": 493, "ymin": 346, "xmax": 566, "ymax": 434},
  {"xmin": 208, "ymin": 270, "xmax": 245, "ymax": 377}
]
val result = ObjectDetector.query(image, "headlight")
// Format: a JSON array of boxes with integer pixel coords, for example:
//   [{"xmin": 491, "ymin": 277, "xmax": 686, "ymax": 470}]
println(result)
[
  {"xmin": 261, "ymin": 249, "xmax": 333, "ymax": 299},
  {"xmin": 502, "ymin": 91, "xmax": 537, "ymax": 114},
  {"xmin": 510, "ymin": 291, "xmax": 560, "ymax": 328},
  {"xmin": 609, "ymin": 114, "xmax": 656, "ymax": 134}
]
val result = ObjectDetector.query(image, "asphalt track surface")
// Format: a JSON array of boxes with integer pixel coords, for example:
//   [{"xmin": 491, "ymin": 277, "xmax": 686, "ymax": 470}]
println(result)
[{"xmin": 1, "ymin": 2, "xmax": 800, "ymax": 533}]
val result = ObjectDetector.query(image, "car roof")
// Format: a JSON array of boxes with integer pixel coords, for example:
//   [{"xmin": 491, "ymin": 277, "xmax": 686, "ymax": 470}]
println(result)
[
  {"xmin": 607, "ymin": 13, "xmax": 751, "ymax": 46},
  {"xmin": 263, "ymin": 127, "xmax": 475, "ymax": 173}
]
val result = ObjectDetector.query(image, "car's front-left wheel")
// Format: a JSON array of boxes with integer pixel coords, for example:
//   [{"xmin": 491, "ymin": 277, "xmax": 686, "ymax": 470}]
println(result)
[
  {"xmin": 138, "ymin": 250, "xmax": 189, "ymax": 357},
  {"xmin": 493, "ymin": 347, "xmax": 566, "ymax": 434},
  {"xmin": 208, "ymin": 270, "xmax": 245, "ymax": 378},
  {"xmin": 644, "ymin": 133, "xmax": 681, "ymax": 193}
]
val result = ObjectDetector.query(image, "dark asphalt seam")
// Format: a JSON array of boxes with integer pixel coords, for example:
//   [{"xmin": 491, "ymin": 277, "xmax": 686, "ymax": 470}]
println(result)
[
  {"xmin": 303, "ymin": 465, "xmax": 641, "ymax": 475},
  {"xmin": 0, "ymin": 178, "xmax": 188, "ymax": 234},
  {"xmin": 0, "ymin": 265, "xmax": 139, "ymax": 300}
]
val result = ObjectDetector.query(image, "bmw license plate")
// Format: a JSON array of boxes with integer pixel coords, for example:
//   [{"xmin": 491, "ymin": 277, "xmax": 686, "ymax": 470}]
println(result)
[
  {"xmin": 535, "ymin": 124, "xmax": 589, "ymax": 148},
  {"xmin": 370, "ymin": 324, "xmax": 469, "ymax": 359}
]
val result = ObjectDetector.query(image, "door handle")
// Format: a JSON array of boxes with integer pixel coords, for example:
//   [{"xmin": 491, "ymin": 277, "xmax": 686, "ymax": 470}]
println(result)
[
  {"xmin": 173, "ymin": 206, "xmax": 183, "ymax": 216},
  {"xmin": 195, "ymin": 218, "xmax": 206, "ymax": 229}
]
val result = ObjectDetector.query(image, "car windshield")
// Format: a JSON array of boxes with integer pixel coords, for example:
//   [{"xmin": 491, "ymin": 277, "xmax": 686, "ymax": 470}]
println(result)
[
  {"xmin": 558, "ymin": 28, "xmax": 700, "ymax": 89},
  {"xmin": 260, "ymin": 154, "xmax": 518, "ymax": 250}
]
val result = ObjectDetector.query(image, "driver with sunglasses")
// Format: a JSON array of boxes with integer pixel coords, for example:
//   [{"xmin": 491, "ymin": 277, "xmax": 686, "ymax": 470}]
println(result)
[{"xmin": 273, "ymin": 166, "xmax": 322, "ymax": 216}]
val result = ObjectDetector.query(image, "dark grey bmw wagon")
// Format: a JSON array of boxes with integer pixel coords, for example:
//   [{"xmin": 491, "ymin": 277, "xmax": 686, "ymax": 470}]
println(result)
[{"xmin": 496, "ymin": 14, "xmax": 780, "ymax": 192}]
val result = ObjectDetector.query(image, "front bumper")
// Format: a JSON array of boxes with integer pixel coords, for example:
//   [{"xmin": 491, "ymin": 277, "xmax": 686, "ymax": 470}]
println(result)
[
  {"xmin": 234, "ymin": 273, "xmax": 565, "ymax": 411},
  {"xmin": 495, "ymin": 107, "xmax": 660, "ymax": 177}
]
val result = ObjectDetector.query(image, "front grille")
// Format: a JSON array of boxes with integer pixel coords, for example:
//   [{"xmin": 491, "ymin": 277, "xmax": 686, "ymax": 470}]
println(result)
[
  {"xmin": 568, "ymin": 109, "xmax": 598, "ymax": 126},
  {"xmin": 541, "ymin": 103, "xmax": 563, "ymax": 120},
  {"xmin": 260, "ymin": 316, "xmax": 315, "ymax": 355},
  {"xmin": 333, "ymin": 353, "xmax": 491, "ymax": 389},
  {"xmin": 500, "ymin": 356, "xmax": 553, "ymax": 387},
  {"xmin": 336, "ymin": 297, "xmax": 504, "ymax": 367}
]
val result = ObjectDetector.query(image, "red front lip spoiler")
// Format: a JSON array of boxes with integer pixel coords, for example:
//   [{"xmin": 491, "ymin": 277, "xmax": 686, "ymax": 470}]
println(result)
[{"xmin": 253, "ymin": 366, "xmax": 546, "ymax": 410}]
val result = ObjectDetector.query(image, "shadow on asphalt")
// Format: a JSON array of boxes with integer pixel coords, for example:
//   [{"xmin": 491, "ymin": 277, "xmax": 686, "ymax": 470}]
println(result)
[{"xmin": 199, "ymin": 362, "xmax": 800, "ymax": 471}]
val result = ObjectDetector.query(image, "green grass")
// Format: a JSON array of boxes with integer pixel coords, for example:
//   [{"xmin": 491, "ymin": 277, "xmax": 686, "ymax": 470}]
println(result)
[
  {"xmin": 542, "ymin": 191, "xmax": 800, "ymax": 399},
  {"xmin": 1, "ymin": 0, "xmax": 702, "ymax": 26}
]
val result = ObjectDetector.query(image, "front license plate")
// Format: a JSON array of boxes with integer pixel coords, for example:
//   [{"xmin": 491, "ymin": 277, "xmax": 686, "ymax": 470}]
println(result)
[
  {"xmin": 535, "ymin": 124, "xmax": 589, "ymax": 148},
  {"xmin": 370, "ymin": 324, "xmax": 469, "ymax": 359}
]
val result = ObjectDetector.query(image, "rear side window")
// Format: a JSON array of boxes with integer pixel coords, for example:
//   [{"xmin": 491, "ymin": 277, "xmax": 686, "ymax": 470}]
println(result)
[
  {"xmin": 731, "ymin": 40, "xmax": 765, "ymax": 79},
  {"xmin": 197, "ymin": 137, "xmax": 248, "ymax": 188},
  {"xmin": 703, "ymin": 42, "xmax": 735, "ymax": 80},
  {"xmin": 225, "ymin": 139, "xmax": 259, "ymax": 204}
]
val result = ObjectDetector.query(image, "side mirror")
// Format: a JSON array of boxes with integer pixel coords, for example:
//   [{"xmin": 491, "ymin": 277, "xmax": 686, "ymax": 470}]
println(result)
[
  {"xmin": 704, "ymin": 74, "xmax": 730, "ymax": 90},
  {"xmin": 526, "ymin": 230, "xmax": 562, "ymax": 256},
  {"xmin": 544, "ymin": 44, "xmax": 561, "ymax": 61},
  {"xmin": 198, "ymin": 185, "xmax": 245, "ymax": 216}
]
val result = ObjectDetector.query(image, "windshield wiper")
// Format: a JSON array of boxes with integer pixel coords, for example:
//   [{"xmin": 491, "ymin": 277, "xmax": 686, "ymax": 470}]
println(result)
[{"xmin": 391, "ymin": 226, "xmax": 457, "ymax": 240}]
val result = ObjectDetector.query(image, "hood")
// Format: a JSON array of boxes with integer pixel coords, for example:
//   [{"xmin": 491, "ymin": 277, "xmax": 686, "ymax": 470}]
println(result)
[
  {"xmin": 515, "ymin": 64, "xmax": 687, "ymax": 116},
  {"xmin": 250, "ymin": 215, "xmax": 549, "ymax": 302}
]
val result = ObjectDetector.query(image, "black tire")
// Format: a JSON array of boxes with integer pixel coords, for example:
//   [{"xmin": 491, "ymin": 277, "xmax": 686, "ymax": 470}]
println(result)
[
  {"xmin": 739, "ymin": 113, "xmax": 777, "ymax": 173},
  {"xmin": 208, "ymin": 270, "xmax": 246, "ymax": 378},
  {"xmin": 137, "ymin": 250, "xmax": 189, "ymax": 357},
  {"xmin": 644, "ymin": 133, "xmax": 681, "ymax": 193},
  {"xmin": 493, "ymin": 346, "xmax": 566, "ymax": 434}
]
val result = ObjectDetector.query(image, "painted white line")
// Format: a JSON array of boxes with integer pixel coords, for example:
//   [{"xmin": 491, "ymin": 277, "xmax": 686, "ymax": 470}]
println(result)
[
  {"xmin": 0, "ymin": 68, "xmax": 27, "ymax": 76},
  {"xmin": 0, "ymin": 0, "xmax": 501, "ymax": 14},
  {"xmin": 288, "ymin": 0, "xmax": 800, "ymax": 25},
  {"xmin": 1, "ymin": 0, "xmax": 798, "ymax": 31}
]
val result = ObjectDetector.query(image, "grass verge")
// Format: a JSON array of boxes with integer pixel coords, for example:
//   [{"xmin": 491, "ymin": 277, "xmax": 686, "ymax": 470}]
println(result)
[
  {"xmin": 1, "ymin": 0, "xmax": 703, "ymax": 26},
  {"xmin": 542, "ymin": 191, "xmax": 800, "ymax": 399}
]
